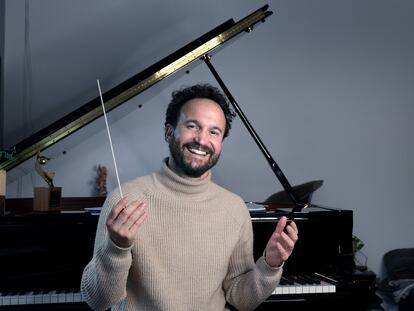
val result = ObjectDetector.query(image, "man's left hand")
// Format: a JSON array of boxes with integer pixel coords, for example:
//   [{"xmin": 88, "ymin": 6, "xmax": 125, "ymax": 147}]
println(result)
[{"xmin": 264, "ymin": 216, "xmax": 298, "ymax": 267}]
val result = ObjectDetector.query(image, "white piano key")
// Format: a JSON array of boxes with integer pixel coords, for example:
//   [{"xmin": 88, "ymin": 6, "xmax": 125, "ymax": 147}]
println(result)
[
  {"xmin": 18, "ymin": 293, "xmax": 27, "ymax": 305},
  {"xmin": 26, "ymin": 291, "xmax": 35, "ymax": 305},
  {"xmin": 3, "ymin": 293, "xmax": 11, "ymax": 306},
  {"xmin": 321, "ymin": 281, "xmax": 330, "ymax": 293},
  {"xmin": 57, "ymin": 292, "xmax": 67, "ymax": 303},
  {"xmin": 281, "ymin": 286, "xmax": 290, "ymax": 294},
  {"xmin": 10, "ymin": 294, "xmax": 19, "ymax": 306},
  {"xmin": 34, "ymin": 293, "xmax": 43, "ymax": 304},
  {"xmin": 74, "ymin": 292, "xmax": 82, "ymax": 302},
  {"xmin": 50, "ymin": 290, "xmax": 58, "ymax": 303},
  {"xmin": 66, "ymin": 292, "xmax": 74, "ymax": 303},
  {"xmin": 42, "ymin": 292, "xmax": 51, "ymax": 304}
]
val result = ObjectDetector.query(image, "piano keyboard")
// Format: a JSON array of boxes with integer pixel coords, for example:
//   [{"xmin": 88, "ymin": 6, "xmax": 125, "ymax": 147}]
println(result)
[
  {"xmin": 272, "ymin": 273, "xmax": 337, "ymax": 295},
  {"xmin": 1, "ymin": 273, "xmax": 336, "ymax": 306},
  {"xmin": 1, "ymin": 274, "xmax": 336, "ymax": 306},
  {"xmin": 0, "ymin": 290, "xmax": 84, "ymax": 306}
]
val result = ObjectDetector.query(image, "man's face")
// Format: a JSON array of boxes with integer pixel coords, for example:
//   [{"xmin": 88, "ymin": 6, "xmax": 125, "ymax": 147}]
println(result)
[{"xmin": 167, "ymin": 98, "xmax": 226, "ymax": 178}]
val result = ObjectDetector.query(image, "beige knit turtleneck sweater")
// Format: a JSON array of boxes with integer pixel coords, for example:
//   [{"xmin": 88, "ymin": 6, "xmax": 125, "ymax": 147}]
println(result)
[{"xmin": 81, "ymin": 159, "xmax": 282, "ymax": 311}]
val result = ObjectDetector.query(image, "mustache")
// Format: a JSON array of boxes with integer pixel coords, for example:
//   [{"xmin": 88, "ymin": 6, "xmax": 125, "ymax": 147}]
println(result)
[{"xmin": 184, "ymin": 142, "xmax": 213, "ymax": 155}]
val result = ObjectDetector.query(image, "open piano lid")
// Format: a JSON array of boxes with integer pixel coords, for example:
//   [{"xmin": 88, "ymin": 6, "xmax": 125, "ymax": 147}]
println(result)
[
  {"xmin": 0, "ymin": 5, "xmax": 272, "ymax": 172},
  {"xmin": 1, "ymin": 4, "xmax": 306, "ymax": 213}
]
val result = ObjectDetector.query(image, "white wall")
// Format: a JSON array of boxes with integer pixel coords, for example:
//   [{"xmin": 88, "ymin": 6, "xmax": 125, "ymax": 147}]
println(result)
[{"xmin": 2, "ymin": 0, "xmax": 414, "ymax": 279}]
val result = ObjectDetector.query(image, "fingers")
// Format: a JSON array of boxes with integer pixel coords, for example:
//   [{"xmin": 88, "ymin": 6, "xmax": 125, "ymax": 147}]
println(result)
[
  {"xmin": 110, "ymin": 200, "xmax": 146, "ymax": 230},
  {"xmin": 278, "ymin": 231, "xmax": 296, "ymax": 252},
  {"xmin": 107, "ymin": 197, "xmax": 129, "ymax": 224},
  {"xmin": 284, "ymin": 221, "xmax": 298, "ymax": 243},
  {"xmin": 265, "ymin": 217, "xmax": 299, "ymax": 266},
  {"xmin": 276, "ymin": 221, "xmax": 298, "ymax": 255},
  {"xmin": 274, "ymin": 216, "xmax": 287, "ymax": 234},
  {"xmin": 106, "ymin": 197, "xmax": 147, "ymax": 248},
  {"xmin": 124, "ymin": 202, "xmax": 147, "ymax": 231},
  {"xmin": 274, "ymin": 216, "xmax": 298, "ymax": 241},
  {"xmin": 274, "ymin": 240, "xmax": 293, "ymax": 262}
]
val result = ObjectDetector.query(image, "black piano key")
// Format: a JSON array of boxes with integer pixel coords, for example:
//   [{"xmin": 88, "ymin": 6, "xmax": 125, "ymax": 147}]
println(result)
[
  {"xmin": 280, "ymin": 276, "xmax": 294, "ymax": 285},
  {"xmin": 302, "ymin": 274, "xmax": 320, "ymax": 284},
  {"xmin": 289, "ymin": 275, "xmax": 306, "ymax": 285}
]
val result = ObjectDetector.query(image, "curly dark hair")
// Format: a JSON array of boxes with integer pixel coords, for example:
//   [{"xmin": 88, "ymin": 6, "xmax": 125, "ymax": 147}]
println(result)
[{"xmin": 164, "ymin": 84, "xmax": 236, "ymax": 138}]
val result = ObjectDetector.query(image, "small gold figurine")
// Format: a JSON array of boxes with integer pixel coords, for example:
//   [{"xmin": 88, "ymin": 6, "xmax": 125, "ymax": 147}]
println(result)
[{"xmin": 35, "ymin": 151, "xmax": 55, "ymax": 187}]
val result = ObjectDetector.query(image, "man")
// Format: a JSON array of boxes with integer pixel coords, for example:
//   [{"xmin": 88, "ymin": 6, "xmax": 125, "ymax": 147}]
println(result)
[{"xmin": 81, "ymin": 84, "xmax": 298, "ymax": 310}]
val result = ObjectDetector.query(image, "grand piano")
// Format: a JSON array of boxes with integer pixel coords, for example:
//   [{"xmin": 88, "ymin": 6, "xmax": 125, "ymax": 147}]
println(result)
[
  {"xmin": 0, "ymin": 5, "xmax": 379, "ymax": 310},
  {"xmin": 0, "ymin": 206, "xmax": 378, "ymax": 311}
]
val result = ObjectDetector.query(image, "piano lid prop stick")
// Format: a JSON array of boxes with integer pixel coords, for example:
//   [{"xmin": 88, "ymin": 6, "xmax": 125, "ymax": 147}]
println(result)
[{"xmin": 97, "ymin": 79, "xmax": 123, "ymax": 198}]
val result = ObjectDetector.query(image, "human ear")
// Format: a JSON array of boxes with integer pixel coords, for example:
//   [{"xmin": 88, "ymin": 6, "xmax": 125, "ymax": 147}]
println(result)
[{"xmin": 165, "ymin": 125, "xmax": 174, "ymax": 142}]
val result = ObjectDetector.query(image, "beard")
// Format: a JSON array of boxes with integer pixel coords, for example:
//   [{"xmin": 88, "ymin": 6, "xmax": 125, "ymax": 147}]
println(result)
[{"xmin": 168, "ymin": 138, "xmax": 221, "ymax": 178}]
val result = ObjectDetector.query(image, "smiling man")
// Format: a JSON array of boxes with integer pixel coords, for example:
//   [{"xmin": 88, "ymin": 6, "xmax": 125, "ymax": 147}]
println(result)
[
  {"xmin": 81, "ymin": 84, "xmax": 298, "ymax": 311},
  {"xmin": 166, "ymin": 97, "xmax": 225, "ymax": 178}
]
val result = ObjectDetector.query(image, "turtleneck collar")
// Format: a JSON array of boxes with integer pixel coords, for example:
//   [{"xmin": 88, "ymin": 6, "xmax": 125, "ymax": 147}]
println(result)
[{"xmin": 154, "ymin": 158, "xmax": 212, "ymax": 199}]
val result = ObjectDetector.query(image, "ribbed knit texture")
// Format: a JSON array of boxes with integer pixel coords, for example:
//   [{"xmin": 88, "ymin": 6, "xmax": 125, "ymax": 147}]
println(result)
[{"xmin": 81, "ymin": 159, "xmax": 282, "ymax": 311}]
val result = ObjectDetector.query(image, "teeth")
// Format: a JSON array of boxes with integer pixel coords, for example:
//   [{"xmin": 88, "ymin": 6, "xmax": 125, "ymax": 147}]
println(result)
[{"xmin": 189, "ymin": 148, "xmax": 207, "ymax": 156}]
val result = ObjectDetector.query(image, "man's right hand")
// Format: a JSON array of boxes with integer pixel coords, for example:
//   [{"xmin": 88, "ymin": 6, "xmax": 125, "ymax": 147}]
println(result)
[{"xmin": 106, "ymin": 197, "xmax": 147, "ymax": 248}]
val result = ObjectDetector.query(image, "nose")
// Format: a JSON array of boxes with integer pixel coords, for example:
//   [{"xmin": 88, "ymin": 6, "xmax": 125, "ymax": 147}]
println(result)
[{"xmin": 194, "ymin": 129, "xmax": 208, "ymax": 145}]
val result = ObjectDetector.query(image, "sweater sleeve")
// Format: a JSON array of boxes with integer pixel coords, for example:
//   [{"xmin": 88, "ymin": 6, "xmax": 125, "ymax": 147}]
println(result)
[
  {"xmin": 223, "ymin": 215, "xmax": 283, "ymax": 311},
  {"xmin": 80, "ymin": 193, "xmax": 133, "ymax": 311}
]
